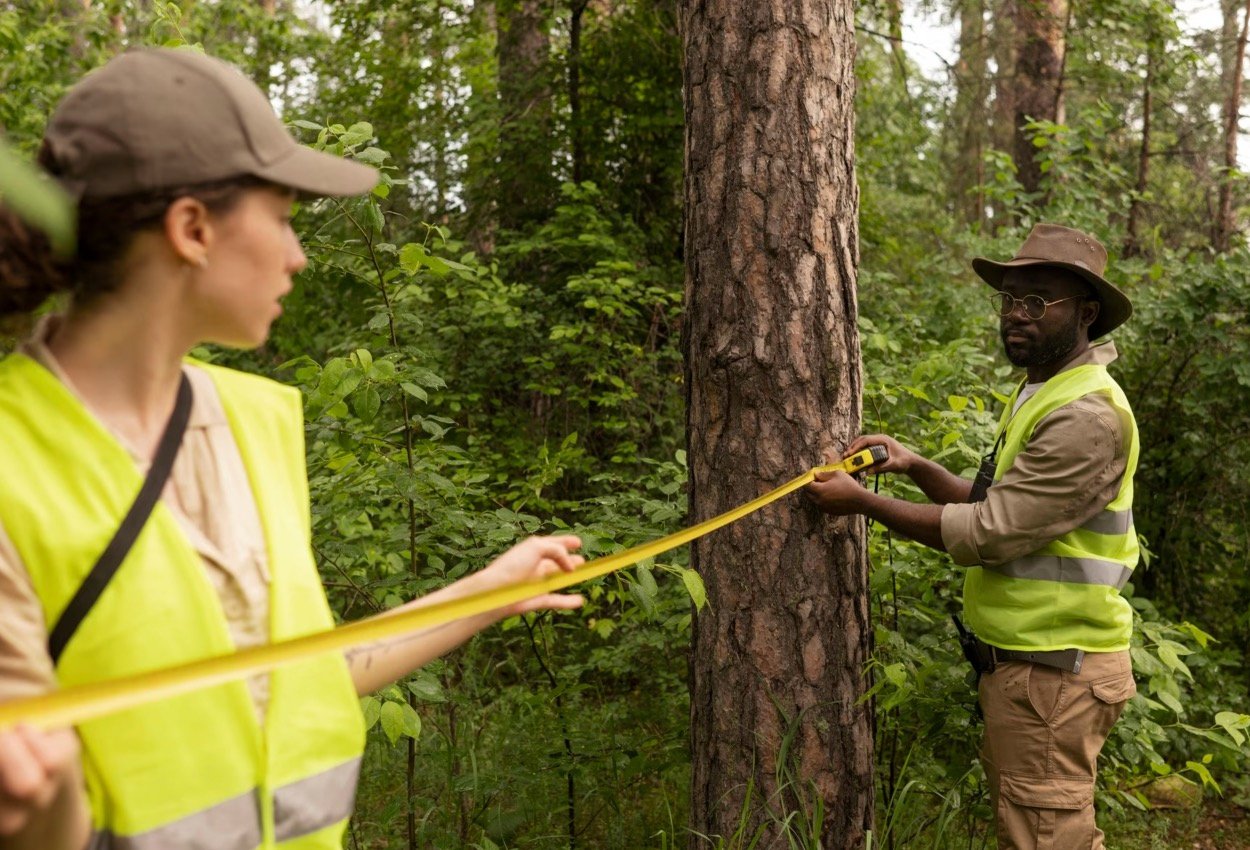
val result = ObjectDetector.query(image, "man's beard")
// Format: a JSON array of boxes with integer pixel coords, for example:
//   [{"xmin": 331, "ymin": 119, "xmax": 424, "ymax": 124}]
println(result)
[{"xmin": 1001, "ymin": 312, "xmax": 1081, "ymax": 369}]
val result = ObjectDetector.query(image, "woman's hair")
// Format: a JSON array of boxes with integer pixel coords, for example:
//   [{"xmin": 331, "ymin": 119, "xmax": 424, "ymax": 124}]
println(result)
[{"xmin": 0, "ymin": 144, "xmax": 266, "ymax": 317}]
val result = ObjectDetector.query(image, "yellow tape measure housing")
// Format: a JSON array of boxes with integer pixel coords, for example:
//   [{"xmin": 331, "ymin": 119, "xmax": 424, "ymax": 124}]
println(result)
[{"xmin": 838, "ymin": 445, "xmax": 888, "ymax": 474}]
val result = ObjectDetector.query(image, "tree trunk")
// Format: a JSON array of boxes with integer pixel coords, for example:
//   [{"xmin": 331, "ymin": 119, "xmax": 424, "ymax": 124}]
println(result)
[
  {"xmin": 1005, "ymin": 0, "xmax": 1069, "ymax": 196},
  {"xmin": 1215, "ymin": 0, "xmax": 1250, "ymax": 252},
  {"xmin": 682, "ymin": 2, "xmax": 872, "ymax": 848},
  {"xmin": 496, "ymin": 0, "xmax": 555, "ymax": 230},
  {"xmin": 950, "ymin": 0, "xmax": 990, "ymax": 225},
  {"xmin": 1124, "ymin": 37, "xmax": 1155, "ymax": 257},
  {"xmin": 568, "ymin": 0, "xmax": 589, "ymax": 184},
  {"xmin": 990, "ymin": 0, "xmax": 1017, "ymax": 158}
]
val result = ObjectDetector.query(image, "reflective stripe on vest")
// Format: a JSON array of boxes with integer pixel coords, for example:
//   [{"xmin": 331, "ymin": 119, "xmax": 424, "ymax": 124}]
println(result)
[
  {"xmin": 0, "ymin": 355, "xmax": 365, "ymax": 848},
  {"xmin": 1081, "ymin": 507, "xmax": 1133, "ymax": 536},
  {"xmin": 963, "ymin": 359, "xmax": 1140, "ymax": 653},
  {"xmin": 87, "ymin": 757, "xmax": 364, "ymax": 850},
  {"xmin": 93, "ymin": 791, "xmax": 262, "ymax": 850},
  {"xmin": 273, "ymin": 757, "xmax": 363, "ymax": 843},
  {"xmin": 988, "ymin": 554, "xmax": 1133, "ymax": 589}
]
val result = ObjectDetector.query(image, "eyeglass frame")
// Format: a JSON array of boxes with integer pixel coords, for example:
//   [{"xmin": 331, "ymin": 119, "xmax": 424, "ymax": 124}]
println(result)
[{"xmin": 989, "ymin": 291, "xmax": 1085, "ymax": 321}]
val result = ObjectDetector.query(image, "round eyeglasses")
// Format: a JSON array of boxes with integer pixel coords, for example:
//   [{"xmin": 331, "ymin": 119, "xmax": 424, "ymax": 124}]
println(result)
[{"xmin": 990, "ymin": 291, "xmax": 1084, "ymax": 320}]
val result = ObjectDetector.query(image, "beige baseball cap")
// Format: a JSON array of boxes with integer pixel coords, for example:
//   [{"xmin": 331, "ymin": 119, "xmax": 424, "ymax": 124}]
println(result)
[{"xmin": 41, "ymin": 48, "xmax": 377, "ymax": 200}]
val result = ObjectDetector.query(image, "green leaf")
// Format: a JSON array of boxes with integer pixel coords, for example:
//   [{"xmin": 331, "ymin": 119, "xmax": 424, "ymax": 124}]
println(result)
[
  {"xmin": 947, "ymin": 395, "xmax": 969, "ymax": 412},
  {"xmin": 1215, "ymin": 712, "xmax": 1250, "ymax": 746},
  {"xmin": 401, "ymin": 382, "xmax": 428, "ymax": 402},
  {"xmin": 0, "ymin": 140, "xmax": 74, "ymax": 254},
  {"xmin": 408, "ymin": 672, "xmax": 446, "ymax": 703},
  {"xmin": 352, "ymin": 387, "xmax": 381, "ymax": 423},
  {"xmin": 380, "ymin": 700, "xmax": 405, "ymax": 745},
  {"xmin": 360, "ymin": 696, "xmax": 381, "ymax": 731},
  {"xmin": 291, "ymin": 119, "xmax": 324, "ymax": 131},
  {"xmin": 681, "ymin": 568, "xmax": 707, "ymax": 611}
]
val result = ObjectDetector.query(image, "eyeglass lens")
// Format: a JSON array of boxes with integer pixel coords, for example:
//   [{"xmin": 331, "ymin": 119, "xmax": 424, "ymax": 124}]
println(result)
[{"xmin": 992, "ymin": 292, "xmax": 1047, "ymax": 319}]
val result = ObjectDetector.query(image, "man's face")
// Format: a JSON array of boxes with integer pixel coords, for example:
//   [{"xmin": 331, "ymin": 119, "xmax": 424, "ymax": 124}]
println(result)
[{"xmin": 997, "ymin": 268, "xmax": 1097, "ymax": 370}]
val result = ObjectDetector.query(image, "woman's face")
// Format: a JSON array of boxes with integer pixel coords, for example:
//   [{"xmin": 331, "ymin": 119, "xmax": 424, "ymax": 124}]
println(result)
[{"xmin": 192, "ymin": 185, "xmax": 306, "ymax": 348}]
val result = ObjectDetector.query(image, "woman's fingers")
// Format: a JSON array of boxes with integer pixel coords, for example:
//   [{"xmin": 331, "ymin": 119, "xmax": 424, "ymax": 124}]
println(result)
[
  {"xmin": 521, "ymin": 536, "xmax": 584, "ymax": 573},
  {"xmin": 0, "ymin": 726, "xmax": 76, "ymax": 835}
]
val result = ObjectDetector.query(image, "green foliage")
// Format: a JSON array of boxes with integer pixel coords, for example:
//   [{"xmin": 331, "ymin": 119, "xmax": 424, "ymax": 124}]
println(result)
[{"xmin": 5, "ymin": 2, "xmax": 1250, "ymax": 847}]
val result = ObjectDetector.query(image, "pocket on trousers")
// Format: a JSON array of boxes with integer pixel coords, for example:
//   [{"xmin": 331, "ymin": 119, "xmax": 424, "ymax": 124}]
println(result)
[
  {"xmin": 1000, "ymin": 771, "xmax": 1093, "ymax": 810},
  {"xmin": 1091, "ymin": 674, "xmax": 1136, "ymax": 705}
]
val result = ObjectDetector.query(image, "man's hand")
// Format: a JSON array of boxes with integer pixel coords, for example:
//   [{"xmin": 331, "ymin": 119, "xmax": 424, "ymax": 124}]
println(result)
[
  {"xmin": 805, "ymin": 469, "xmax": 870, "ymax": 516},
  {"xmin": 842, "ymin": 434, "xmax": 917, "ymax": 475},
  {"xmin": 0, "ymin": 725, "xmax": 78, "ymax": 836}
]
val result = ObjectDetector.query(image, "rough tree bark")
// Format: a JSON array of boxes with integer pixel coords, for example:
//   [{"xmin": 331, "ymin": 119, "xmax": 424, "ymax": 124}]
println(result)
[
  {"xmin": 682, "ymin": 1, "xmax": 872, "ymax": 847},
  {"xmin": 1215, "ymin": 0, "xmax": 1250, "ymax": 252},
  {"xmin": 1002, "ymin": 0, "xmax": 1069, "ymax": 197},
  {"xmin": 496, "ymin": 0, "xmax": 555, "ymax": 230},
  {"xmin": 950, "ymin": 0, "xmax": 990, "ymax": 225}
]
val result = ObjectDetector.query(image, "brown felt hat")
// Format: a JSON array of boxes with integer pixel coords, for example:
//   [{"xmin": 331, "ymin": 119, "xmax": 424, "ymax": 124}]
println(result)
[
  {"xmin": 41, "ymin": 48, "xmax": 377, "ymax": 200},
  {"xmin": 972, "ymin": 223, "xmax": 1132, "ymax": 340}
]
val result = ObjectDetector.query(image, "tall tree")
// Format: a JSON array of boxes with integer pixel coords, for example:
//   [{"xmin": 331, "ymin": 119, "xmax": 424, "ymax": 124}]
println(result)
[
  {"xmin": 496, "ymin": 0, "xmax": 556, "ymax": 230},
  {"xmin": 682, "ymin": 1, "xmax": 872, "ymax": 847},
  {"xmin": 949, "ymin": 0, "xmax": 990, "ymax": 224},
  {"xmin": 1215, "ymin": 0, "xmax": 1250, "ymax": 252},
  {"xmin": 1003, "ymin": 0, "xmax": 1069, "ymax": 197}
]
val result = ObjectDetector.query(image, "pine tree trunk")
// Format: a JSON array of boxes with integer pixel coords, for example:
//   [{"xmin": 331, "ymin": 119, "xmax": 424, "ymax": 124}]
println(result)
[
  {"xmin": 682, "ymin": 1, "xmax": 873, "ymax": 847},
  {"xmin": 951, "ymin": 0, "xmax": 989, "ymax": 225},
  {"xmin": 497, "ymin": 0, "xmax": 555, "ymax": 230},
  {"xmin": 1009, "ymin": 0, "xmax": 1069, "ymax": 196}
]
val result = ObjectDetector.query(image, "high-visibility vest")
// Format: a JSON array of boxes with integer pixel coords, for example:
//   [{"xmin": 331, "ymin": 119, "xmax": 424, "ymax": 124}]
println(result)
[
  {"xmin": 963, "ymin": 363, "xmax": 1140, "ymax": 653},
  {"xmin": 0, "ymin": 354, "xmax": 365, "ymax": 849}
]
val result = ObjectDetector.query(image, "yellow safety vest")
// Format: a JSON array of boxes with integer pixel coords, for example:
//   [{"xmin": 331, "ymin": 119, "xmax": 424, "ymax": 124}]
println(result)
[
  {"xmin": 963, "ymin": 363, "xmax": 1140, "ymax": 653},
  {"xmin": 0, "ymin": 354, "xmax": 364, "ymax": 849}
]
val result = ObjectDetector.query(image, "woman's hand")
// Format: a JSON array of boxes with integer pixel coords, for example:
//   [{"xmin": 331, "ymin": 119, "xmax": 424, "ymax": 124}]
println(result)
[
  {"xmin": 0, "ymin": 725, "xmax": 78, "ymax": 836},
  {"xmin": 475, "ymin": 535, "xmax": 586, "ymax": 620}
]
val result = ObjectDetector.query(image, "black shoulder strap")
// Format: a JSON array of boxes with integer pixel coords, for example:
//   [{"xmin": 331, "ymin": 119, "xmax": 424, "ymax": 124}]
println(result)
[{"xmin": 47, "ymin": 373, "xmax": 194, "ymax": 664}]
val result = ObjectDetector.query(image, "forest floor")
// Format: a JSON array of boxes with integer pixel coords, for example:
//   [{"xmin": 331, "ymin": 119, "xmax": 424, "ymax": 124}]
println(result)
[{"xmin": 1104, "ymin": 796, "xmax": 1250, "ymax": 850}]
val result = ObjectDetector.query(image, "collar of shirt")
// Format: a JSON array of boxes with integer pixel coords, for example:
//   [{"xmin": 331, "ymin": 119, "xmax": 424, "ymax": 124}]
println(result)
[{"xmin": 18, "ymin": 315, "xmax": 223, "ymax": 462}]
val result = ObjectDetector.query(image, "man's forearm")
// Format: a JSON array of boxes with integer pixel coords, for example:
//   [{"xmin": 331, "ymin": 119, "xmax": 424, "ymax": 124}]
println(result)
[
  {"xmin": 908, "ymin": 456, "xmax": 973, "ymax": 505},
  {"xmin": 858, "ymin": 492, "xmax": 947, "ymax": 551}
]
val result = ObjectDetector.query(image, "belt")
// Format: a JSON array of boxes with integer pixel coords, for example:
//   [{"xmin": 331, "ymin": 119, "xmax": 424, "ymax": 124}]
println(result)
[{"xmin": 978, "ymin": 637, "xmax": 1084, "ymax": 674}]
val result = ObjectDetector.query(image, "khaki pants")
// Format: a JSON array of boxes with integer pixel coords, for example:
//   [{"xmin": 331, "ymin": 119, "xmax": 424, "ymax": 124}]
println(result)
[{"xmin": 978, "ymin": 650, "xmax": 1136, "ymax": 850}]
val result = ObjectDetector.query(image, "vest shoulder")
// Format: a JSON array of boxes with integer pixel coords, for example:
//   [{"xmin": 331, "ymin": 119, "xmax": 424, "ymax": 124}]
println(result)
[{"xmin": 189, "ymin": 361, "xmax": 303, "ymax": 409}]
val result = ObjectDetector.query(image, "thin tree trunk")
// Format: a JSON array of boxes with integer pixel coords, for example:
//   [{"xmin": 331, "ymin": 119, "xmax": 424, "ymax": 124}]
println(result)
[
  {"xmin": 1216, "ymin": 0, "xmax": 1250, "ymax": 252},
  {"xmin": 683, "ymin": 1, "xmax": 872, "ymax": 847},
  {"xmin": 1125, "ymin": 39, "xmax": 1155, "ymax": 257},
  {"xmin": 568, "ymin": 0, "xmax": 589, "ymax": 184},
  {"xmin": 884, "ymin": 0, "xmax": 908, "ymax": 90}
]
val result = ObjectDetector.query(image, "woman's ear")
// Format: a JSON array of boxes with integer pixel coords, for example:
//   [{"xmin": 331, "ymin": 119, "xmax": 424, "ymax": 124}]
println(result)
[{"xmin": 163, "ymin": 197, "xmax": 213, "ymax": 267}]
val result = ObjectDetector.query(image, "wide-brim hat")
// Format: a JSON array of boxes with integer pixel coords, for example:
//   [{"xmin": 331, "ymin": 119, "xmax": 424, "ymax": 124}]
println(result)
[
  {"xmin": 42, "ymin": 48, "xmax": 377, "ymax": 201},
  {"xmin": 972, "ymin": 223, "xmax": 1132, "ymax": 340}
]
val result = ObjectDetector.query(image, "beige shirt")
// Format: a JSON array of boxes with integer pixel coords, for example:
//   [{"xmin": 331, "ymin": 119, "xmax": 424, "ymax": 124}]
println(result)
[
  {"xmin": 940, "ymin": 342, "xmax": 1132, "ymax": 567},
  {"xmin": 0, "ymin": 319, "xmax": 273, "ymax": 716}
]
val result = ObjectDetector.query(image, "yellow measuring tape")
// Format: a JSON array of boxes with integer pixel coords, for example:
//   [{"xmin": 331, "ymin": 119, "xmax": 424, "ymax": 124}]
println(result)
[{"xmin": 0, "ymin": 450, "xmax": 884, "ymax": 731}]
